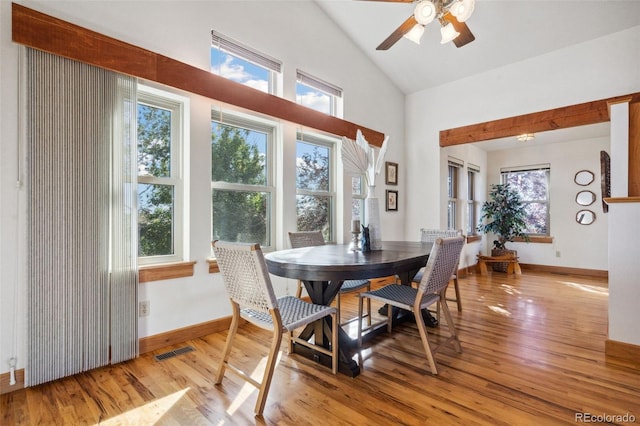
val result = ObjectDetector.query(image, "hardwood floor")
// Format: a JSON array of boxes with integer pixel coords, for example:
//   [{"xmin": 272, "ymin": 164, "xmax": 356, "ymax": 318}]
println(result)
[{"xmin": 2, "ymin": 271, "xmax": 639, "ymax": 425}]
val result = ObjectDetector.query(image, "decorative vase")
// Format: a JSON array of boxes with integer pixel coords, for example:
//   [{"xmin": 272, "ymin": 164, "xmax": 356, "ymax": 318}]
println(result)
[{"xmin": 365, "ymin": 185, "xmax": 382, "ymax": 250}]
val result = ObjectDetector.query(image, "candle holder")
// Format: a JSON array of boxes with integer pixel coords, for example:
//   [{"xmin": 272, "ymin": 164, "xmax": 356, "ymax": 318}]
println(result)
[{"xmin": 349, "ymin": 230, "xmax": 361, "ymax": 251}]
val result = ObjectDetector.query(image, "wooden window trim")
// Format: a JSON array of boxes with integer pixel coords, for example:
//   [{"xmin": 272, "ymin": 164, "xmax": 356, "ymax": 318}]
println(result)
[
  {"xmin": 139, "ymin": 261, "xmax": 196, "ymax": 283},
  {"xmin": 207, "ymin": 259, "xmax": 220, "ymax": 274}
]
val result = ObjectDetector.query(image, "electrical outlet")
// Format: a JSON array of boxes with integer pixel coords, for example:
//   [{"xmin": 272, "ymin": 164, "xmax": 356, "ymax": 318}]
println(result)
[{"xmin": 139, "ymin": 301, "xmax": 150, "ymax": 317}]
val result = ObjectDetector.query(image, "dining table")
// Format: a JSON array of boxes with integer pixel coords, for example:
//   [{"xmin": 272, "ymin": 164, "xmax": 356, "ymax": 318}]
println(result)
[{"xmin": 264, "ymin": 240, "xmax": 433, "ymax": 377}]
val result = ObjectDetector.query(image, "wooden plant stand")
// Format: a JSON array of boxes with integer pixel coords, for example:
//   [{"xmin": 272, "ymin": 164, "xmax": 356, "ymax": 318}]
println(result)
[{"xmin": 477, "ymin": 253, "xmax": 521, "ymax": 275}]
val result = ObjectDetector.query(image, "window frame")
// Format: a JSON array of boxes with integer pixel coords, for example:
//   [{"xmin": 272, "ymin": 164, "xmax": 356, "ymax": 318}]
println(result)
[
  {"xmin": 447, "ymin": 159, "xmax": 462, "ymax": 230},
  {"xmin": 137, "ymin": 85, "xmax": 188, "ymax": 265},
  {"xmin": 467, "ymin": 165, "xmax": 480, "ymax": 236},
  {"xmin": 296, "ymin": 70, "xmax": 343, "ymax": 118},
  {"xmin": 500, "ymin": 165, "xmax": 551, "ymax": 236},
  {"xmin": 210, "ymin": 107, "xmax": 277, "ymax": 250},
  {"xmin": 210, "ymin": 30, "xmax": 282, "ymax": 96},
  {"xmin": 295, "ymin": 131, "xmax": 337, "ymax": 243}
]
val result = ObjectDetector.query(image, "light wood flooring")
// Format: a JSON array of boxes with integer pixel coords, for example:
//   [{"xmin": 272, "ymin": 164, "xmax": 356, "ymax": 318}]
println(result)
[{"xmin": 2, "ymin": 270, "xmax": 639, "ymax": 425}]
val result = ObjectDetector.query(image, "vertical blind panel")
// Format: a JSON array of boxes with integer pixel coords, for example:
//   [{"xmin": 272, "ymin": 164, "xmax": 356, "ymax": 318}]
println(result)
[
  {"xmin": 110, "ymin": 74, "xmax": 139, "ymax": 364},
  {"xmin": 25, "ymin": 49, "xmax": 137, "ymax": 386}
]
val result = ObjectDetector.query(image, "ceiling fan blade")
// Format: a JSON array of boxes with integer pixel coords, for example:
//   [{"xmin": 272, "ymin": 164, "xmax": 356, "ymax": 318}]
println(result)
[
  {"xmin": 377, "ymin": 15, "xmax": 418, "ymax": 50},
  {"xmin": 443, "ymin": 12, "xmax": 475, "ymax": 48}
]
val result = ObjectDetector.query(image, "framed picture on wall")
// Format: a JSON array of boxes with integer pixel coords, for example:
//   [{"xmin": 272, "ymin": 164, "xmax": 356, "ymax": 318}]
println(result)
[
  {"xmin": 385, "ymin": 162, "xmax": 398, "ymax": 185},
  {"xmin": 386, "ymin": 190, "xmax": 398, "ymax": 211}
]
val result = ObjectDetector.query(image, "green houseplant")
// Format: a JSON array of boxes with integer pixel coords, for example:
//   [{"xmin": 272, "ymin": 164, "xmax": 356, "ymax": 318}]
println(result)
[{"xmin": 477, "ymin": 183, "xmax": 529, "ymax": 270}]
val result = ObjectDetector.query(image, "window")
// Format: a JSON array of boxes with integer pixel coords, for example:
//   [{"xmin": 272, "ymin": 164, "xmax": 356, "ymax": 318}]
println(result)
[
  {"xmin": 447, "ymin": 159, "xmax": 462, "ymax": 230},
  {"xmin": 296, "ymin": 133, "xmax": 336, "ymax": 242},
  {"xmin": 211, "ymin": 30, "xmax": 282, "ymax": 95},
  {"xmin": 211, "ymin": 109, "xmax": 276, "ymax": 248},
  {"xmin": 296, "ymin": 70, "xmax": 343, "ymax": 117},
  {"xmin": 467, "ymin": 165, "xmax": 480, "ymax": 236},
  {"xmin": 501, "ymin": 165, "xmax": 550, "ymax": 235},
  {"xmin": 137, "ymin": 86, "xmax": 187, "ymax": 264}
]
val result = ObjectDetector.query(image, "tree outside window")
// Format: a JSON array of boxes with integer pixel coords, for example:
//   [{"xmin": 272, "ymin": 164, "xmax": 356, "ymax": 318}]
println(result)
[
  {"xmin": 211, "ymin": 116, "xmax": 274, "ymax": 247},
  {"xmin": 137, "ymin": 88, "xmax": 185, "ymax": 263},
  {"xmin": 296, "ymin": 136, "xmax": 334, "ymax": 242},
  {"xmin": 501, "ymin": 167, "xmax": 550, "ymax": 235}
]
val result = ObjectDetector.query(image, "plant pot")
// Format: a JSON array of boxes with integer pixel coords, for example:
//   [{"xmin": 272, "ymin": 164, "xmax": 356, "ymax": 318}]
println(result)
[{"xmin": 491, "ymin": 248, "xmax": 517, "ymax": 272}]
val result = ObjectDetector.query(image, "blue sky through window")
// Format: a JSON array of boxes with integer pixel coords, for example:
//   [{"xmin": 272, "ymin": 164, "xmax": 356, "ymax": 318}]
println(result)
[{"xmin": 211, "ymin": 48, "xmax": 269, "ymax": 93}]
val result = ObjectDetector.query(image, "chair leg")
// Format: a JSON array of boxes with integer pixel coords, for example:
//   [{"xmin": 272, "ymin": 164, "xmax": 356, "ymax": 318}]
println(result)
[
  {"xmin": 254, "ymin": 326, "xmax": 283, "ymax": 416},
  {"xmin": 357, "ymin": 295, "xmax": 364, "ymax": 347},
  {"xmin": 331, "ymin": 311, "xmax": 338, "ymax": 374},
  {"xmin": 336, "ymin": 293, "xmax": 342, "ymax": 326},
  {"xmin": 366, "ymin": 285, "xmax": 372, "ymax": 326},
  {"xmin": 387, "ymin": 303, "xmax": 393, "ymax": 333},
  {"xmin": 215, "ymin": 302, "xmax": 240, "ymax": 384},
  {"xmin": 414, "ymin": 306, "xmax": 439, "ymax": 375},
  {"xmin": 296, "ymin": 280, "xmax": 303, "ymax": 298},
  {"xmin": 440, "ymin": 299, "xmax": 462, "ymax": 353},
  {"xmin": 453, "ymin": 277, "xmax": 462, "ymax": 312}
]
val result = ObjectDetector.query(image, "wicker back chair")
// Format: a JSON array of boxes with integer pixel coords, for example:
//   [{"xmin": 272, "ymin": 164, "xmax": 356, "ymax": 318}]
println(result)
[
  {"xmin": 212, "ymin": 240, "xmax": 338, "ymax": 416},
  {"xmin": 288, "ymin": 231, "xmax": 371, "ymax": 326},
  {"xmin": 414, "ymin": 228, "xmax": 464, "ymax": 314},
  {"xmin": 357, "ymin": 236, "xmax": 465, "ymax": 375}
]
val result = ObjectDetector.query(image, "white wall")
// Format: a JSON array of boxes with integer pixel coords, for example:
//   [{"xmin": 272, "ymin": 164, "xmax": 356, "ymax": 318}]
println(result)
[
  {"xmin": 485, "ymin": 137, "xmax": 609, "ymax": 271},
  {"xmin": 0, "ymin": 0, "xmax": 405, "ymax": 376},
  {"xmin": 405, "ymin": 25, "xmax": 640, "ymax": 346}
]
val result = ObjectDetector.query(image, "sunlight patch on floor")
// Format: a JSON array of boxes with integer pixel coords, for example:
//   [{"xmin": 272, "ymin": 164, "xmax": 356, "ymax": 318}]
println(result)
[
  {"xmin": 100, "ymin": 388, "xmax": 190, "ymax": 425},
  {"xmin": 500, "ymin": 284, "xmax": 522, "ymax": 295},
  {"xmin": 488, "ymin": 304, "xmax": 512, "ymax": 317},
  {"xmin": 558, "ymin": 280, "xmax": 609, "ymax": 296}
]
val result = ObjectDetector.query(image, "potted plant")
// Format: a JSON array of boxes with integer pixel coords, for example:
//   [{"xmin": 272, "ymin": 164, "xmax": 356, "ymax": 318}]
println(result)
[{"xmin": 477, "ymin": 183, "xmax": 529, "ymax": 271}]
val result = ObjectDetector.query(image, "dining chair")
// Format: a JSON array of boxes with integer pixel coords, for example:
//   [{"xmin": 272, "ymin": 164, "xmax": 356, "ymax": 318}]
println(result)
[
  {"xmin": 288, "ymin": 231, "xmax": 371, "ymax": 326},
  {"xmin": 212, "ymin": 240, "xmax": 338, "ymax": 416},
  {"xmin": 357, "ymin": 236, "xmax": 464, "ymax": 375},
  {"xmin": 414, "ymin": 229, "xmax": 464, "ymax": 317}
]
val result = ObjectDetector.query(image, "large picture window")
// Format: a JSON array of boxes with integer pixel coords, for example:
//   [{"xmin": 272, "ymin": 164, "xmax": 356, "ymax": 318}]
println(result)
[
  {"xmin": 501, "ymin": 165, "xmax": 550, "ymax": 235},
  {"xmin": 296, "ymin": 133, "xmax": 336, "ymax": 242},
  {"xmin": 211, "ymin": 109, "xmax": 276, "ymax": 248},
  {"xmin": 137, "ymin": 86, "xmax": 187, "ymax": 264}
]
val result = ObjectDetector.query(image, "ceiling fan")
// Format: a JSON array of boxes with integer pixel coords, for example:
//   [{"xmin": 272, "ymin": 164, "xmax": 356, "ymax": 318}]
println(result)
[{"xmin": 367, "ymin": 0, "xmax": 476, "ymax": 50}]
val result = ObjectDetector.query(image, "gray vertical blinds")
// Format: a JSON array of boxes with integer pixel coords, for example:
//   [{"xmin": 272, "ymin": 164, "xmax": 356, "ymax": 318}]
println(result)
[
  {"xmin": 25, "ymin": 48, "xmax": 138, "ymax": 386},
  {"xmin": 211, "ymin": 30, "xmax": 282, "ymax": 73},
  {"xmin": 296, "ymin": 70, "xmax": 343, "ymax": 97}
]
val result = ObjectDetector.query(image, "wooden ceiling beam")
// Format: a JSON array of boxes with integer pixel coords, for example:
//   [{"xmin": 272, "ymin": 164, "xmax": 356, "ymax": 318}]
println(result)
[
  {"xmin": 11, "ymin": 3, "xmax": 386, "ymax": 147},
  {"xmin": 439, "ymin": 92, "xmax": 640, "ymax": 147}
]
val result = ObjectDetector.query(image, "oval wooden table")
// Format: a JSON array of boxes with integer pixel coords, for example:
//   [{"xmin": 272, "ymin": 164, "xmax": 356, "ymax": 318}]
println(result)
[{"xmin": 264, "ymin": 241, "xmax": 432, "ymax": 377}]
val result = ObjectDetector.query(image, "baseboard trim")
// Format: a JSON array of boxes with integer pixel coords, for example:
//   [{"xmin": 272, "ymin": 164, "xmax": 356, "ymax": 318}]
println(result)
[
  {"xmin": 605, "ymin": 339, "xmax": 640, "ymax": 370},
  {"xmin": 139, "ymin": 316, "xmax": 234, "ymax": 354},
  {"xmin": 0, "ymin": 368, "xmax": 25, "ymax": 395},
  {"xmin": 518, "ymin": 263, "xmax": 607, "ymax": 279}
]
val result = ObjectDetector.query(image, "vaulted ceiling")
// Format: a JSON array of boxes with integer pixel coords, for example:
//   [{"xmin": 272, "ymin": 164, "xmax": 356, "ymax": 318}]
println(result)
[{"xmin": 316, "ymin": 1, "xmax": 640, "ymax": 95}]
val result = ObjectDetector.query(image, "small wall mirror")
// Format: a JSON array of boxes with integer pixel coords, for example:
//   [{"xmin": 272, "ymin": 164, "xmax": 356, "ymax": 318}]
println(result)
[
  {"xmin": 576, "ymin": 190, "xmax": 596, "ymax": 206},
  {"xmin": 576, "ymin": 209, "xmax": 596, "ymax": 225},
  {"xmin": 575, "ymin": 170, "xmax": 595, "ymax": 186}
]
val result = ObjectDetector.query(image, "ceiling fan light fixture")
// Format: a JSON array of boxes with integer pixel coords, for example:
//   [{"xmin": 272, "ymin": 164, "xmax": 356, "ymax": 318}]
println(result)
[
  {"xmin": 403, "ymin": 24, "xmax": 425, "ymax": 45},
  {"xmin": 440, "ymin": 22, "xmax": 460, "ymax": 44},
  {"xmin": 414, "ymin": 0, "xmax": 437, "ymax": 25},
  {"xmin": 516, "ymin": 133, "xmax": 535, "ymax": 142},
  {"xmin": 450, "ymin": 0, "xmax": 475, "ymax": 23}
]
